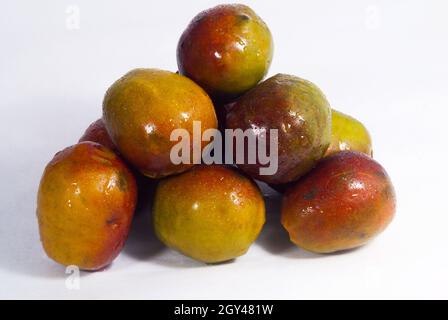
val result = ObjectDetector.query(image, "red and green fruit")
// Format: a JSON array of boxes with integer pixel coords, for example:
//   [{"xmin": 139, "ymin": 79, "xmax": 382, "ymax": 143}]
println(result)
[{"xmin": 281, "ymin": 151, "xmax": 395, "ymax": 253}]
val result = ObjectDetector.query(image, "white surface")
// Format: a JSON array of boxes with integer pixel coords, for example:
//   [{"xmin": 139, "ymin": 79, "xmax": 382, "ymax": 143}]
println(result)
[{"xmin": 1, "ymin": 0, "xmax": 448, "ymax": 299}]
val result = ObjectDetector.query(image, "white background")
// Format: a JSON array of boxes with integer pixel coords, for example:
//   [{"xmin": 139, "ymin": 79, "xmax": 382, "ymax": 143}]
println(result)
[{"xmin": 1, "ymin": 0, "xmax": 447, "ymax": 299}]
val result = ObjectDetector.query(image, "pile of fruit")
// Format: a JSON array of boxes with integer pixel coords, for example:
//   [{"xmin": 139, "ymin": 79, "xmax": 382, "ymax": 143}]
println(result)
[{"xmin": 37, "ymin": 4, "xmax": 395, "ymax": 270}]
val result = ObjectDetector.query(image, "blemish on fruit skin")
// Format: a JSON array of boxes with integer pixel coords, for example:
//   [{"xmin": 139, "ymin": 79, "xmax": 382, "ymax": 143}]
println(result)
[
  {"xmin": 238, "ymin": 14, "xmax": 250, "ymax": 22},
  {"xmin": 117, "ymin": 171, "xmax": 128, "ymax": 192},
  {"xmin": 106, "ymin": 217, "xmax": 120, "ymax": 230},
  {"xmin": 382, "ymin": 183, "xmax": 395, "ymax": 201},
  {"xmin": 374, "ymin": 169, "xmax": 387, "ymax": 178},
  {"xmin": 303, "ymin": 188, "xmax": 318, "ymax": 200}
]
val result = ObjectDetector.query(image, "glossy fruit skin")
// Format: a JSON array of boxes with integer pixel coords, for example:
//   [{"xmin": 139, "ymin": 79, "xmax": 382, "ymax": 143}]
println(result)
[
  {"xmin": 177, "ymin": 4, "xmax": 273, "ymax": 98},
  {"xmin": 325, "ymin": 110, "xmax": 373, "ymax": 157},
  {"xmin": 79, "ymin": 118, "xmax": 117, "ymax": 152},
  {"xmin": 37, "ymin": 142, "xmax": 137, "ymax": 270},
  {"xmin": 226, "ymin": 74, "xmax": 332, "ymax": 184},
  {"xmin": 78, "ymin": 118, "xmax": 158, "ymax": 209},
  {"xmin": 153, "ymin": 165, "xmax": 265, "ymax": 263},
  {"xmin": 103, "ymin": 68, "xmax": 218, "ymax": 178},
  {"xmin": 281, "ymin": 151, "xmax": 395, "ymax": 253}
]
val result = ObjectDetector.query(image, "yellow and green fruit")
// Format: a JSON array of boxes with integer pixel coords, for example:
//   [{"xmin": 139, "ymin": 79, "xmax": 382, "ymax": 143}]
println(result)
[
  {"xmin": 153, "ymin": 165, "xmax": 265, "ymax": 263},
  {"xmin": 103, "ymin": 68, "xmax": 218, "ymax": 179},
  {"xmin": 325, "ymin": 110, "xmax": 373, "ymax": 157}
]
